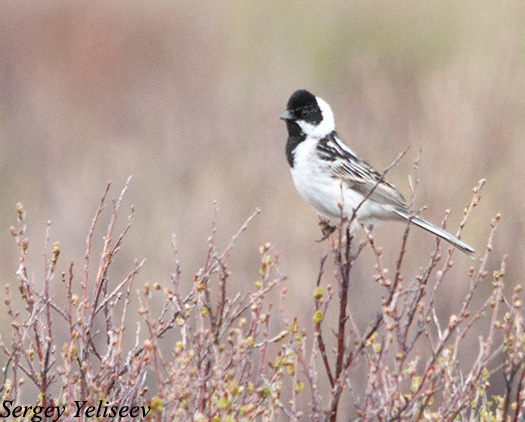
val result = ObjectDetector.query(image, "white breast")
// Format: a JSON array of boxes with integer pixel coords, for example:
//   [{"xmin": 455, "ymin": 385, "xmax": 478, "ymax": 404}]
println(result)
[{"xmin": 290, "ymin": 138, "xmax": 365, "ymax": 220}]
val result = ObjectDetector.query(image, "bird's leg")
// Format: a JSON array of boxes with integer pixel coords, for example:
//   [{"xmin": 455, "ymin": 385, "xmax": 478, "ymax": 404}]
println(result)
[{"xmin": 317, "ymin": 217, "xmax": 337, "ymax": 242}]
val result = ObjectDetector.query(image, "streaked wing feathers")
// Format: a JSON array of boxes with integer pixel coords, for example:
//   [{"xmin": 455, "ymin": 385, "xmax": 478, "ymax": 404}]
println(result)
[
  {"xmin": 344, "ymin": 178, "xmax": 408, "ymax": 210},
  {"xmin": 316, "ymin": 133, "xmax": 409, "ymax": 211}
]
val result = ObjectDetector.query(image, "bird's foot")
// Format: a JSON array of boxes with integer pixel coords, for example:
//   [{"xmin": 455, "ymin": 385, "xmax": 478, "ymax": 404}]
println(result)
[{"xmin": 317, "ymin": 219, "xmax": 337, "ymax": 242}]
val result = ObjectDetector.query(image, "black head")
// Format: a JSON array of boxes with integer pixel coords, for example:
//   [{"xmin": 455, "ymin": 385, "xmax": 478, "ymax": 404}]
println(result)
[{"xmin": 280, "ymin": 89, "xmax": 322, "ymax": 125}]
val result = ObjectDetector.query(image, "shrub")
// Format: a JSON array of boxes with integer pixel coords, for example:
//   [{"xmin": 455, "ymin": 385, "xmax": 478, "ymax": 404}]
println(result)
[{"xmin": 1, "ymin": 178, "xmax": 523, "ymax": 422}]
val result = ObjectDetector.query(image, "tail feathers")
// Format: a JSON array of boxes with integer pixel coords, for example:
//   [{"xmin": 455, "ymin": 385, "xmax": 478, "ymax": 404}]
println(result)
[{"xmin": 395, "ymin": 211, "xmax": 476, "ymax": 256}]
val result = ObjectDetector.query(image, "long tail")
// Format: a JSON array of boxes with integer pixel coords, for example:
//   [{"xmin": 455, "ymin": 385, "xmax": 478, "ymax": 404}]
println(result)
[{"xmin": 395, "ymin": 211, "xmax": 476, "ymax": 256}]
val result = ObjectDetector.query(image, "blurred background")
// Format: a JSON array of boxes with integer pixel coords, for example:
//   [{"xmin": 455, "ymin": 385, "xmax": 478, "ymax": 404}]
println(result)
[{"xmin": 0, "ymin": 0, "xmax": 524, "ymax": 413}]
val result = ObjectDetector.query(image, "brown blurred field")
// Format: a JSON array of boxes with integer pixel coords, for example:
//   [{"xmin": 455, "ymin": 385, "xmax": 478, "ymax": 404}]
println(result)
[{"xmin": 1, "ymin": 0, "xmax": 524, "ymax": 410}]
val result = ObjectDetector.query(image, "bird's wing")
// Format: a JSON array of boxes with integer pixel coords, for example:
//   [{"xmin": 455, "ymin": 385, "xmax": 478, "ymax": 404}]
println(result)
[
  {"xmin": 342, "ymin": 177, "xmax": 408, "ymax": 210},
  {"xmin": 317, "ymin": 134, "xmax": 409, "ymax": 210}
]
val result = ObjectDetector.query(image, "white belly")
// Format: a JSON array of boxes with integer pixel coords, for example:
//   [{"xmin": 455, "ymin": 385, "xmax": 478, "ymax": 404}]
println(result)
[
  {"xmin": 290, "ymin": 138, "xmax": 399, "ymax": 223},
  {"xmin": 290, "ymin": 138, "xmax": 364, "ymax": 220}
]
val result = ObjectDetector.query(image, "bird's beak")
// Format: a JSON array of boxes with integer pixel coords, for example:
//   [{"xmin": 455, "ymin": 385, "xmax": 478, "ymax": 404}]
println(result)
[{"xmin": 280, "ymin": 111, "xmax": 293, "ymax": 121}]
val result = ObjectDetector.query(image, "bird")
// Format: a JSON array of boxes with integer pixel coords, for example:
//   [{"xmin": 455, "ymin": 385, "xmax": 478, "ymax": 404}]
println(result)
[{"xmin": 280, "ymin": 89, "xmax": 475, "ymax": 255}]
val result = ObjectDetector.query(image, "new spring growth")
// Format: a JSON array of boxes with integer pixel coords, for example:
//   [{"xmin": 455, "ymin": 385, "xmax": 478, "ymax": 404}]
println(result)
[
  {"xmin": 51, "ymin": 242, "xmax": 60, "ymax": 270},
  {"xmin": 313, "ymin": 287, "xmax": 323, "ymax": 300},
  {"xmin": 313, "ymin": 310, "xmax": 323, "ymax": 323},
  {"xmin": 16, "ymin": 202, "xmax": 24, "ymax": 221}
]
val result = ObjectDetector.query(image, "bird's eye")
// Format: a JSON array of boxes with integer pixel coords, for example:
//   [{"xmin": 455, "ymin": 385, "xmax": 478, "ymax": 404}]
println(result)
[{"xmin": 301, "ymin": 109, "xmax": 309, "ymax": 118}]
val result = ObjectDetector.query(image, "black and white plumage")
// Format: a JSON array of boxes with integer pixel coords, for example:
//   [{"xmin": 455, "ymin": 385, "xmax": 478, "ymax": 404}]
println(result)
[{"xmin": 281, "ymin": 89, "xmax": 475, "ymax": 255}]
